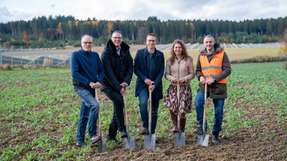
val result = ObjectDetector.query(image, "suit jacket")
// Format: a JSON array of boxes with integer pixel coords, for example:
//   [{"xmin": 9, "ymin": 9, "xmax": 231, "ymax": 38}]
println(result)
[{"xmin": 134, "ymin": 48, "xmax": 165, "ymax": 99}]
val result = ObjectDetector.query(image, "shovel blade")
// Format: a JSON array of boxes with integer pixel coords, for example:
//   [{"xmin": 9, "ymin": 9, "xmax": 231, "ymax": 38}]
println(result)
[
  {"xmin": 144, "ymin": 134, "xmax": 156, "ymax": 150},
  {"xmin": 97, "ymin": 137, "xmax": 107, "ymax": 152},
  {"xmin": 175, "ymin": 132, "xmax": 186, "ymax": 146},
  {"xmin": 123, "ymin": 137, "xmax": 136, "ymax": 150},
  {"xmin": 196, "ymin": 135, "xmax": 203, "ymax": 145},
  {"xmin": 197, "ymin": 134, "xmax": 209, "ymax": 147}
]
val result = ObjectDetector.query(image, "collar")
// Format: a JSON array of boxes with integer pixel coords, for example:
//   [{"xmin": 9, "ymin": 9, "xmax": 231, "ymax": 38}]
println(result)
[{"xmin": 144, "ymin": 48, "xmax": 158, "ymax": 57}]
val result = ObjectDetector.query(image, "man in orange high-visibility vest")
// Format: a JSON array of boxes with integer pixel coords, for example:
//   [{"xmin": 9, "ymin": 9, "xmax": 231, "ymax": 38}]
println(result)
[{"xmin": 195, "ymin": 35, "xmax": 231, "ymax": 144}]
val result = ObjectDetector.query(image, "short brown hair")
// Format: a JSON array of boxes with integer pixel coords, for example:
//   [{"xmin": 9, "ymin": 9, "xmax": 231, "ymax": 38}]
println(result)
[{"xmin": 146, "ymin": 33, "xmax": 156, "ymax": 38}]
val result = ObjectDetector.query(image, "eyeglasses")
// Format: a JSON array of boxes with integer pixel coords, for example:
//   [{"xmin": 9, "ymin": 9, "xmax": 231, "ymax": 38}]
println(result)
[
  {"xmin": 112, "ymin": 37, "xmax": 122, "ymax": 39},
  {"xmin": 83, "ymin": 42, "xmax": 92, "ymax": 44}
]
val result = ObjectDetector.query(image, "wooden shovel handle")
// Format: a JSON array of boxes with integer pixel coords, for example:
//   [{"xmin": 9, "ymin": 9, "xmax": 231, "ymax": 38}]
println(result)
[{"xmin": 202, "ymin": 83, "xmax": 207, "ymax": 132}]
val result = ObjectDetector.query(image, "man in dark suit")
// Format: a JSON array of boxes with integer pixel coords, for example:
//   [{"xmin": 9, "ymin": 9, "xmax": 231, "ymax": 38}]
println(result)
[
  {"xmin": 134, "ymin": 33, "xmax": 165, "ymax": 135},
  {"xmin": 101, "ymin": 31, "xmax": 133, "ymax": 141}
]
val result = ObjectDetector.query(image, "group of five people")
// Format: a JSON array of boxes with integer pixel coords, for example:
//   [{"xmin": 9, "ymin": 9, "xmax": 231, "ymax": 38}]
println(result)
[{"xmin": 70, "ymin": 31, "xmax": 231, "ymax": 148}]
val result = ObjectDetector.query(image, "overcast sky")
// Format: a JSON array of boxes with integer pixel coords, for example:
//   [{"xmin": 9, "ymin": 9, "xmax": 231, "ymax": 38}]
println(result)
[{"xmin": 0, "ymin": 0, "xmax": 287, "ymax": 23}]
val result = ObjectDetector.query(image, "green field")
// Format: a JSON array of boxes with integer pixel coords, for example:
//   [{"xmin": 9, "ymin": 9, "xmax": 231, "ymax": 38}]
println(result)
[{"xmin": 0, "ymin": 62, "xmax": 287, "ymax": 160}]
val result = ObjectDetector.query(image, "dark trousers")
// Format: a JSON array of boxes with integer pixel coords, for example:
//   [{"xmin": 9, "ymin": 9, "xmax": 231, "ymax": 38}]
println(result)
[{"xmin": 102, "ymin": 88, "xmax": 126, "ymax": 139}]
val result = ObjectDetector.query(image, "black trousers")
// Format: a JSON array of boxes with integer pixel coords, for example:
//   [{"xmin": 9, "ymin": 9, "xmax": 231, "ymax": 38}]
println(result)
[{"xmin": 102, "ymin": 87, "xmax": 126, "ymax": 139}]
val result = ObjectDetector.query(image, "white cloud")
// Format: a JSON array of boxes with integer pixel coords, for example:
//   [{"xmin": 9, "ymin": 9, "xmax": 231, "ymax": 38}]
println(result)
[
  {"xmin": 0, "ymin": 0, "xmax": 286, "ymax": 22},
  {"xmin": 0, "ymin": 7, "xmax": 12, "ymax": 22},
  {"xmin": 0, "ymin": 6, "xmax": 42, "ymax": 22}
]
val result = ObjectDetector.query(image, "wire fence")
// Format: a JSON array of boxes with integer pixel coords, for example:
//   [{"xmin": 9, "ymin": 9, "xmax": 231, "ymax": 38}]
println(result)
[
  {"xmin": 0, "ymin": 55, "xmax": 69, "ymax": 66},
  {"xmin": 0, "ymin": 48, "xmax": 70, "ymax": 66}
]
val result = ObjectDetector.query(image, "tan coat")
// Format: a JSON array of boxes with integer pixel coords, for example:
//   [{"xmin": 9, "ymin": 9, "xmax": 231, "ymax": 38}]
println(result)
[{"xmin": 165, "ymin": 56, "xmax": 195, "ymax": 84}]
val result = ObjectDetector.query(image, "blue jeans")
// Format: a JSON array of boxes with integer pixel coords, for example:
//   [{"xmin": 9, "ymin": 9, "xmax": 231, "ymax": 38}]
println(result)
[
  {"xmin": 138, "ymin": 89, "xmax": 160, "ymax": 134},
  {"xmin": 195, "ymin": 89, "xmax": 225, "ymax": 136},
  {"xmin": 75, "ymin": 87, "xmax": 99, "ymax": 144}
]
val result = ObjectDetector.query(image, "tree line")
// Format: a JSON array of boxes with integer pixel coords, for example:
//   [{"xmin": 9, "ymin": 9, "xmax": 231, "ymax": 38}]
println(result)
[{"xmin": 0, "ymin": 16, "xmax": 286, "ymax": 48}]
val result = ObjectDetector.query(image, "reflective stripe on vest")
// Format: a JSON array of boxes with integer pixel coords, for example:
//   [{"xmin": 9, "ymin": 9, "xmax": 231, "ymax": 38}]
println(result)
[{"xmin": 199, "ymin": 50, "xmax": 228, "ymax": 84}]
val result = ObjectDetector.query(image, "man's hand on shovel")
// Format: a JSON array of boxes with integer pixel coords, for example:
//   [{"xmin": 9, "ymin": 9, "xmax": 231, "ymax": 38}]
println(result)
[{"xmin": 120, "ymin": 82, "xmax": 128, "ymax": 95}]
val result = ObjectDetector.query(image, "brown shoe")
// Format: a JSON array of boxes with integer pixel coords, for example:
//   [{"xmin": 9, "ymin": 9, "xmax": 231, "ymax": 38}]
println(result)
[
  {"xmin": 91, "ymin": 135, "xmax": 101, "ymax": 144},
  {"xmin": 139, "ymin": 128, "xmax": 149, "ymax": 135},
  {"xmin": 171, "ymin": 127, "xmax": 179, "ymax": 133}
]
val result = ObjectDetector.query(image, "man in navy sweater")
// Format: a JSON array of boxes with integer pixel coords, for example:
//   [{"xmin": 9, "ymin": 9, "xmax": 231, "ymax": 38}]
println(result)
[{"xmin": 70, "ymin": 34, "xmax": 104, "ymax": 147}]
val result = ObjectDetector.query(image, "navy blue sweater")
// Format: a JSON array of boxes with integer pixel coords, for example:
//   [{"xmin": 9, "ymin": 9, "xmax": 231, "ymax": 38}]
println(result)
[{"xmin": 70, "ymin": 49, "xmax": 104, "ymax": 89}]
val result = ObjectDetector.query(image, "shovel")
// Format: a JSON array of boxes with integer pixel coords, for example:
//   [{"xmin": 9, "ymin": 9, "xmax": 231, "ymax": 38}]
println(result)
[
  {"xmin": 175, "ymin": 112, "xmax": 186, "ymax": 146},
  {"xmin": 197, "ymin": 83, "xmax": 209, "ymax": 147},
  {"xmin": 95, "ymin": 89, "xmax": 107, "ymax": 152},
  {"xmin": 175, "ymin": 83, "xmax": 186, "ymax": 146},
  {"xmin": 144, "ymin": 88, "xmax": 156, "ymax": 150},
  {"xmin": 123, "ymin": 94, "xmax": 136, "ymax": 150}
]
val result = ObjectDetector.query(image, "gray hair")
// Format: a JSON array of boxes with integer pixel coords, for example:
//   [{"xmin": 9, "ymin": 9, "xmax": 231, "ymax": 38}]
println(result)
[
  {"xmin": 203, "ymin": 34, "xmax": 215, "ymax": 42},
  {"xmin": 81, "ymin": 34, "xmax": 93, "ymax": 42},
  {"xmin": 112, "ymin": 30, "xmax": 122, "ymax": 36}
]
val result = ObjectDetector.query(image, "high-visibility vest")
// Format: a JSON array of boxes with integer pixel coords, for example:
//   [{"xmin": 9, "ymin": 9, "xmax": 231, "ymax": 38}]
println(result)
[{"xmin": 199, "ymin": 50, "xmax": 228, "ymax": 84}]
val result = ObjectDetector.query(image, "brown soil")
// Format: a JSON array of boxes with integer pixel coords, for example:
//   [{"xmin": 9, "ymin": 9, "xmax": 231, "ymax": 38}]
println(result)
[{"xmin": 86, "ymin": 104, "xmax": 287, "ymax": 161}]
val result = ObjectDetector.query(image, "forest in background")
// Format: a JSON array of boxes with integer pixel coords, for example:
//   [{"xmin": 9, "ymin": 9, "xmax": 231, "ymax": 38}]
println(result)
[{"xmin": 0, "ymin": 16, "xmax": 286, "ymax": 48}]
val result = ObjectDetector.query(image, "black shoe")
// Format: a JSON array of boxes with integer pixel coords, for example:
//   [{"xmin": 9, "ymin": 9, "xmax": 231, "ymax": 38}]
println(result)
[
  {"xmin": 107, "ymin": 136, "xmax": 121, "ymax": 144},
  {"xmin": 121, "ymin": 132, "xmax": 128, "ymax": 138},
  {"xmin": 107, "ymin": 135, "xmax": 116, "ymax": 141},
  {"xmin": 212, "ymin": 135, "xmax": 221, "ymax": 145}
]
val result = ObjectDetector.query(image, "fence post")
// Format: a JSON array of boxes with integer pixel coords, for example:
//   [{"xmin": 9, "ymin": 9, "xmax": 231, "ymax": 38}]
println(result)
[{"xmin": 0, "ymin": 49, "xmax": 2, "ymax": 64}]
